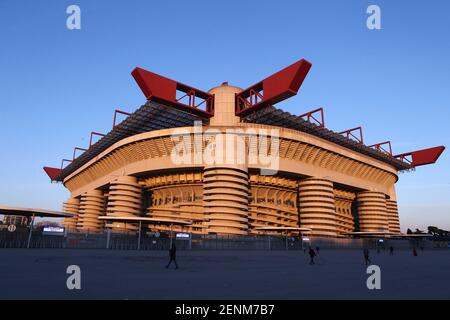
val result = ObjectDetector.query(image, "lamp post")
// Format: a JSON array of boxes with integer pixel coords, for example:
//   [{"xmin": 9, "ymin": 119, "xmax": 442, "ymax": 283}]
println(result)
[
  {"xmin": 27, "ymin": 213, "xmax": 35, "ymax": 249},
  {"xmin": 169, "ymin": 223, "xmax": 173, "ymax": 248},
  {"xmin": 106, "ymin": 228, "xmax": 111, "ymax": 249},
  {"xmin": 137, "ymin": 220, "xmax": 142, "ymax": 251}
]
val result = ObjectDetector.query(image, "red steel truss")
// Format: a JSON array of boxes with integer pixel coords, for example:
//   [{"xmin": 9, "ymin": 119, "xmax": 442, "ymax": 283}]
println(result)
[
  {"xmin": 235, "ymin": 59, "xmax": 312, "ymax": 117},
  {"xmin": 72, "ymin": 147, "xmax": 88, "ymax": 161},
  {"xmin": 299, "ymin": 107, "xmax": 325, "ymax": 128},
  {"xmin": 339, "ymin": 127, "xmax": 364, "ymax": 144},
  {"xmin": 369, "ymin": 141, "xmax": 393, "ymax": 156},
  {"xmin": 89, "ymin": 132, "xmax": 106, "ymax": 148},
  {"xmin": 395, "ymin": 146, "xmax": 446, "ymax": 167},
  {"xmin": 132, "ymin": 67, "xmax": 214, "ymax": 118},
  {"xmin": 61, "ymin": 159, "xmax": 73, "ymax": 169},
  {"xmin": 113, "ymin": 109, "xmax": 131, "ymax": 129}
]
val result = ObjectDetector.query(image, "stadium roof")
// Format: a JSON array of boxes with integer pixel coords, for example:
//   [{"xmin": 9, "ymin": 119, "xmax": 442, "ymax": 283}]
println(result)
[
  {"xmin": 0, "ymin": 206, "xmax": 73, "ymax": 218},
  {"xmin": 45, "ymin": 101, "xmax": 413, "ymax": 183},
  {"xmin": 44, "ymin": 59, "xmax": 444, "ymax": 182},
  {"xmin": 242, "ymin": 106, "xmax": 413, "ymax": 171},
  {"xmin": 47, "ymin": 101, "xmax": 207, "ymax": 182}
]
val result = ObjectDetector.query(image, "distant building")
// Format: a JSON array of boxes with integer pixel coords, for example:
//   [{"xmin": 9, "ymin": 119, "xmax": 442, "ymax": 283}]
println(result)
[{"xmin": 2, "ymin": 215, "xmax": 28, "ymax": 227}]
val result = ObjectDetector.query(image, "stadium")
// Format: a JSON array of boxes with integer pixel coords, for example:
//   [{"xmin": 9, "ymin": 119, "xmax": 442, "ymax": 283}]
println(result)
[{"xmin": 44, "ymin": 59, "xmax": 445, "ymax": 238}]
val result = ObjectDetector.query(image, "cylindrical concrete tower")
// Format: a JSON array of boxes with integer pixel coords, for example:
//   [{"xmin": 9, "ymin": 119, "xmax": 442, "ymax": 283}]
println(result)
[
  {"xmin": 106, "ymin": 176, "xmax": 142, "ymax": 232},
  {"xmin": 203, "ymin": 166, "xmax": 250, "ymax": 235},
  {"xmin": 209, "ymin": 83, "xmax": 242, "ymax": 126},
  {"xmin": 203, "ymin": 84, "xmax": 250, "ymax": 235},
  {"xmin": 386, "ymin": 199, "xmax": 401, "ymax": 234},
  {"xmin": 356, "ymin": 191, "xmax": 388, "ymax": 232},
  {"xmin": 298, "ymin": 178, "xmax": 337, "ymax": 237},
  {"xmin": 62, "ymin": 197, "xmax": 80, "ymax": 231},
  {"xmin": 77, "ymin": 189, "xmax": 105, "ymax": 233}
]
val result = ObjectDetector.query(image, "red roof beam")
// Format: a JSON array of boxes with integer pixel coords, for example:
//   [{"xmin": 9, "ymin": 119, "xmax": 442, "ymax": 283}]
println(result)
[
  {"xmin": 113, "ymin": 109, "xmax": 131, "ymax": 129},
  {"xmin": 339, "ymin": 127, "xmax": 364, "ymax": 144},
  {"xmin": 89, "ymin": 131, "xmax": 106, "ymax": 148},
  {"xmin": 61, "ymin": 159, "xmax": 73, "ymax": 169},
  {"xmin": 43, "ymin": 167, "xmax": 62, "ymax": 181},
  {"xmin": 395, "ymin": 146, "xmax": 445, "ymax": 167},
  {"xmin": 72, "ymin": 147, "xmax": 88, "ymax": 161},
  {"xmin": 132, "ymin": 67, "xmax": 214, "ymax": 118},
  {"xmin": 369, "ymin": 141, "xmax": 393, "ymax": 156},
  {"xmin": 299, "ymin": 107, "xmax": 325, "ymax": 128},
  {"xmin": 43, "ymin": 156, "xmax": 73, "ymax": 181},
  {"xmin": 235, "ymin": 59, "xmax": 312, "ymax": 117}
]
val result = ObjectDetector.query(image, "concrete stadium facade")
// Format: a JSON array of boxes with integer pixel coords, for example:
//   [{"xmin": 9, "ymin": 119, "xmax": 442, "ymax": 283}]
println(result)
[
  {"xmin": 46, "ymin": 60, "xmax": 444, "ymax": 238},
  {"xmin": 60, "ymin": 85, "xmax": 403, "ymax": 237}
]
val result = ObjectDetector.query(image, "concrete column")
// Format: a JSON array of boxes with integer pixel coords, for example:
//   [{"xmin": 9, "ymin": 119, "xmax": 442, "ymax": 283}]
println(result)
[
  {"xmin": 356, "ymin": 191, "xmax": 388, "ymax": 232},
  {"xmin": 62, "ymin": 197, "xmax": 80, "ymax": 232},
  {"xmin": 203, "ymin": 166, "xmax": 250, "ymax": 235},
  {"xmin": 77, "ymin": 189, "xmax": 105, "ymax": 233},
  {"xmin": 298, "ymin": 178, "xmax": 337, "ymax": 237},
  {"xmin": 202, "ymin": 84, "xmax": 250, "ymax": 235},
  {"xmin": 386, "ymin": 199, "xmax": 401, "ymax": 234},
  {"xmin": 208, "ymin": 83, "xmax": 242, "ymax": 126},
  {"xmin": 106, "ymin": 176, "xmax": 142, "ymax": 233}
]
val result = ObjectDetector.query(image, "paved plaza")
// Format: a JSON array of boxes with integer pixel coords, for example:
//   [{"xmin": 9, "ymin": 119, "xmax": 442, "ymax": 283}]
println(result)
[{"xmin": 0, "ymin": 248, "xmax": 449, "ymax": 300}]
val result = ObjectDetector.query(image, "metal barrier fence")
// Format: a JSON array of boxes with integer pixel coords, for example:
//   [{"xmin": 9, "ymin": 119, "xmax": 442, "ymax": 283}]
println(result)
[
  {"xmin": 0, "ymin": 230, "xmax": 303, "ymax": 250},
  {"xmin": 0, "ymin": 229, "xmax": 436, "ymax": 250}
]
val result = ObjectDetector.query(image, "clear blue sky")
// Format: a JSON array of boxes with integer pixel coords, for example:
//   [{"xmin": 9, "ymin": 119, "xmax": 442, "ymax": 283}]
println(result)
[{"xmin": 0, "ymin": 0, "xmax": 449, "ymax": 231}]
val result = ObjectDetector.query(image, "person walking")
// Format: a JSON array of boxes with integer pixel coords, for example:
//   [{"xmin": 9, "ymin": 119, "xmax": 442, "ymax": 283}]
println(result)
[
  {"xmin": 363, "ymin": 248, "xmax": 371, "ymax": 266},
  {"xmin": 389, "ymin": 246, "xmax": 394, "ymax": 255},
  {"xmin": 166, "ymin": 243, "xmax": 179, "ymax": 269},
  {"xmin": 308, "ymin": 247, "xmax": 316, "ymax": 265}
]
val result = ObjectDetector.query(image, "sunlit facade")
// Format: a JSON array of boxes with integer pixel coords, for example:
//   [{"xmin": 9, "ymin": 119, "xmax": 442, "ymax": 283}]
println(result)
[{"xmin": 44, "ymin": 60, "xmax": 444, "ymax": 237}]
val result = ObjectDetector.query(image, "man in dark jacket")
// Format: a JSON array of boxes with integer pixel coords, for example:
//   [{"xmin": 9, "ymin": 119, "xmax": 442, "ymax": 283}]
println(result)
[
  {"xmin": 166, "ymin": 243, "xmax": 179, "ymax": 269},
  {"xmin": 308, "ymin": 247, "xmax": 316, "ymax": 265},
  {"xmin": 363, "ymin": 248, "xmax": 371, "ymax": 266}
]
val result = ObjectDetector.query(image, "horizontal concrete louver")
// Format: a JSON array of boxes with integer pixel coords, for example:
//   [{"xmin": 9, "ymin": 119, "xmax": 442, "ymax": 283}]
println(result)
[
  {"xmin": 248, "ymin": 175, "xmax": 299, "ymax": 233},
  {"xmin": 144, "ymin": 172, "xmax": 204, "ymax": 234},
  {"xmin": 386, "ymin": 200, "xmax": 401, "ymax": 234},
  {"xmin": 298, "ymin": 178, "xmax": 337, "ymax": 237},
  {"xmin": 64, "ymin": 130, "xmax": 398, "ymax": 193},
  {"xmin": 77, "ymin": 190, "xmax": 105, "ymax": 233},
  {"xmin": 356, "ymin": 191, "xmax": 389, "ymax": 232},
  {"xmin": 106, "ymin": 176, "xmax": 142, "ymax": 232},
  {"xmin": 334, "ymin": 189, "xmax": 356, "ymax": 235},
  {"xmin": 62, "ymin": 197, "xmax": 80, "ymax": 231},
  {"xmin": 203, "ymin": 167, "xmax": 250, "ymax": 235}
]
